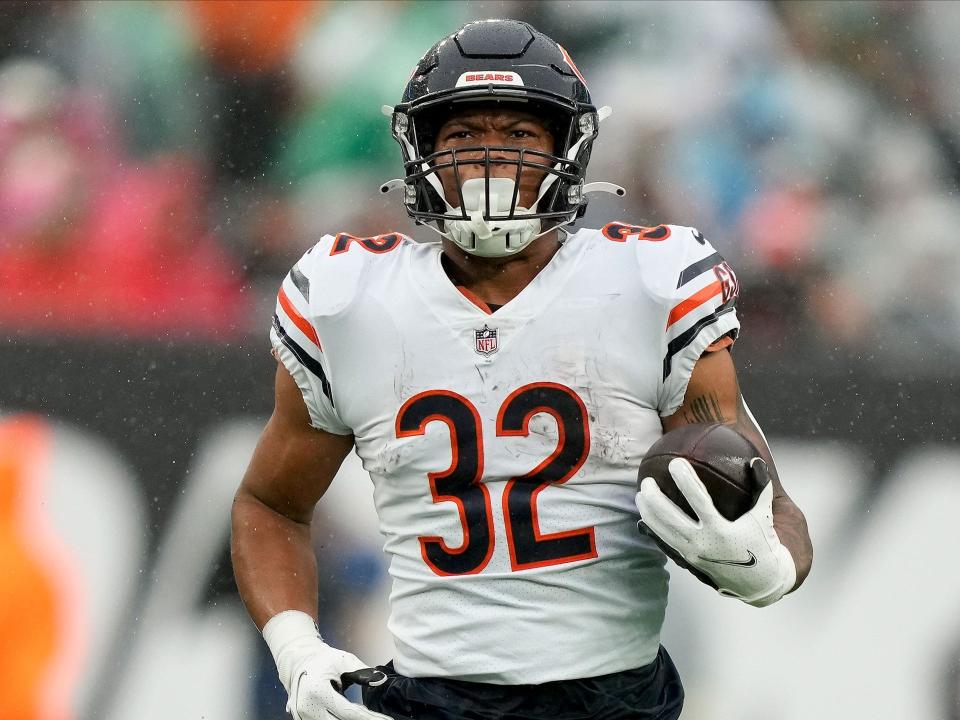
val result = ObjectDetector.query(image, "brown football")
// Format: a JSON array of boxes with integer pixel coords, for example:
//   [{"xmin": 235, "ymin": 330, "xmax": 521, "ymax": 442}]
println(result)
[{"xmin": 637, "ymin": 423, "xmax": 766, "ymax": 521}]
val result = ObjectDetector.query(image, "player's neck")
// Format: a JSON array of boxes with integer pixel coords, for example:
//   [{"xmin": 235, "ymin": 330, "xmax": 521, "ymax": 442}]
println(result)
[{"xmin": 440, "ymin": 231, "xmax": 562, "ymax": 307}]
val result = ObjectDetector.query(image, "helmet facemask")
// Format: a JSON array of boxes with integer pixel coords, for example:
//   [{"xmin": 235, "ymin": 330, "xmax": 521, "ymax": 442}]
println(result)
[
  {"xmin": 407, "ymin": 125, "xmax": 582, "ymax": 256},
  {"xmin": 383, "ymin": 98, "xmax": 619, "ymax": 256}
]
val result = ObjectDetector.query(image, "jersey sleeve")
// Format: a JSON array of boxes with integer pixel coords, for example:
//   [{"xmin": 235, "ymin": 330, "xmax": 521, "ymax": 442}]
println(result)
[
  {"xmin": 656, "ymin": 226, "xmax": 741, "ymax": 416},
  {"xmin": 268, "ymin": 248, "xmax": 352, "ymax": 435}
]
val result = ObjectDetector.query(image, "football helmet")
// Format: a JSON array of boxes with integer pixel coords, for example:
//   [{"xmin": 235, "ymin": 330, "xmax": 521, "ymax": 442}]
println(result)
[{"xmin": 381, "ymin": 19, "xmax": 624, "ymax": 257}]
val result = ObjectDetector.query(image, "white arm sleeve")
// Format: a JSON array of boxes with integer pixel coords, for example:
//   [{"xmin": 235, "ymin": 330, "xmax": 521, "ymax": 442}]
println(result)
[
  {"xmin": 269, "ymin": 258, "xmax": 352, "ymax": 435},
  {"xmin": 656, "ymin": 227, "xmax": 741, "ymax": 416}
]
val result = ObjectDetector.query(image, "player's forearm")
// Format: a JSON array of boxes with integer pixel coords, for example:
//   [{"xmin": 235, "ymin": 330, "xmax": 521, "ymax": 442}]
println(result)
[
  {"xmin": 770, "ymin": 489, "xmax": 812, "ymax": 591},
  {"xmin": 231, "ymin": 490, "xmax": 320, "ymax": 630},
  {"xmin": 729, "ymin": 399, "xmax": 813, "ymax": 590}
]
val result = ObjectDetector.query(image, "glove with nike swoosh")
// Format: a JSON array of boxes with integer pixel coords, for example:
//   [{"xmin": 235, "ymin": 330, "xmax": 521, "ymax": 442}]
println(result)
[
  {"xmin": 635, "ymin": 456, "xmax": 796, "ymax": 607},
  {"xmin": 263, "ymin": 610, "xmax": 392, "ymax": 720}
]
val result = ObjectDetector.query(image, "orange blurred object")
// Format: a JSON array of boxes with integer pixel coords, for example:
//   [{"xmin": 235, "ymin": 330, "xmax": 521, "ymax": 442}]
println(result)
[
  {"xmin": 0, "ymin": 417, "xmax": 84, "ymax": 720},
  {"xmin": 187, "ymin": 0, "xmax": 321, "ymax": 74}
]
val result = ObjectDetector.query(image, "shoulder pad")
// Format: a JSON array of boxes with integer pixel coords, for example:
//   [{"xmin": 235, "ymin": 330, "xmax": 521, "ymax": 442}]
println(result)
[
  {"xmin": 627, "ymin": 224, "xmax": 722, "ymax": 304},
  {"xmin": 295, "ymin": 232, "xmax": 410, "ymax": 317}
]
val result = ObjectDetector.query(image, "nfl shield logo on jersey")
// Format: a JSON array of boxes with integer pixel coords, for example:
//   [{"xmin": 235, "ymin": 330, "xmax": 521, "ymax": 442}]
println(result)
[{"xmin": 474, "ymin": 325, "xmax": 499, "ymax": 356}]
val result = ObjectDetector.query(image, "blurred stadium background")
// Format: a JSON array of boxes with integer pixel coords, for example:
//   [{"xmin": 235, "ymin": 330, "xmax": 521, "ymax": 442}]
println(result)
[{"xmin": 1, "ymin": 1, "xmax": 959, "ymax": 718}]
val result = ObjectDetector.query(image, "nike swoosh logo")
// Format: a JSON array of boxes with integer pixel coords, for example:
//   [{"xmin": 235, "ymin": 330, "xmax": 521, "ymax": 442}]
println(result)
[{"xmin": 697, "ymin": 551, "xmax": 757, "ymax": 568}]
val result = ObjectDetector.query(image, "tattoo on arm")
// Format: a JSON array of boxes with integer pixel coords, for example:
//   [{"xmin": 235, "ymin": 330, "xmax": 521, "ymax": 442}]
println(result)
[{"xmin": 682, "ymin": 391, "xmax": 728, "ymax": 425}]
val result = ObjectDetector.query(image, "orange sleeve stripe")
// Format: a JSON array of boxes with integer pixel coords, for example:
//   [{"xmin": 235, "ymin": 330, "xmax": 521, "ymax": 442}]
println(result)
[
  {"xmin": 278, "ymin": 287, "xmax": 322, "ymax": 350},
  {"xmin": 667, "ymin": 280, "xmax": 723, "ymax": 329}
]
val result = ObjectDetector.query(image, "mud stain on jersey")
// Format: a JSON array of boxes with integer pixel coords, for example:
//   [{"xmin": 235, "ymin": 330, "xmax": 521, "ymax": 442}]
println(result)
[{"xmin": 591, "ymin": 427, "xmax": 630, "ymax": 465}]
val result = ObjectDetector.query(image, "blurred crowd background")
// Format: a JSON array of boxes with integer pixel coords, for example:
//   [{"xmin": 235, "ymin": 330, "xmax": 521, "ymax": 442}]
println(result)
[
  {"xmin": 1, "ymin": 0, "xmax": 959, "ymax": 368},
  {"xmin": 3, "ymin": 2, "xmax": 960, "ymax": 719}
]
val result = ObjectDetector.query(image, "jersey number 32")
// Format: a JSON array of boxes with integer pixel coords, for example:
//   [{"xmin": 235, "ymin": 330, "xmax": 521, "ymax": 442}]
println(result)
[{"xmin": 396, "ymin": 383, "xmax": 597, "ymax": 576}]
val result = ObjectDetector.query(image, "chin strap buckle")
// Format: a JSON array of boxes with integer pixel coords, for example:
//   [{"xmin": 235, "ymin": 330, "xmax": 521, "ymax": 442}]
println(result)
[
  {"xmin": 582, "ymin": 181, "xmax": 626, "ymax": 197},
  {"xmin": 380, "ymin": 179, "xmax": 405, "ymax": 194},
  {"xmin": 569, "ymin": 181, "xmax": 626, "ymax": 205},
  {"xmin": 380, "ymin": 179, "xmax": 417, "ymax": 205}
]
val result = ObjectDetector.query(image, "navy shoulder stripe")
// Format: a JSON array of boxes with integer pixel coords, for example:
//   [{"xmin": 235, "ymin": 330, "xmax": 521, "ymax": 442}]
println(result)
[
  {"xmin": 273, "ymin": 314, "xmax": 334, "ymax": 404},
  {"xmin": 676, "ymin": 251, "xmax": 722, "ymax": 288},
  {"xmin": 289, "ymin": 265, "xmax": 310, "ymax": 302}
]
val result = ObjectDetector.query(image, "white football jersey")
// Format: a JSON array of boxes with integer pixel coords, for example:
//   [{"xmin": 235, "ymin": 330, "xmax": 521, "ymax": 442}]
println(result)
[{"xmin": 269, "ymin": 223, "xmax": 740, "ymax": 684}]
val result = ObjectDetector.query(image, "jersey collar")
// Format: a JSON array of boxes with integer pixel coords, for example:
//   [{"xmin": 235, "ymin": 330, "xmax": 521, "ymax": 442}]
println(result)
[{"xmin": 408, "ymin": 230, "xmax": 591, "ymax": 355}]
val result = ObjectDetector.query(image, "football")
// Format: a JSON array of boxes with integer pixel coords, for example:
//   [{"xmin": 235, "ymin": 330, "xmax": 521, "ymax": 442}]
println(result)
[{"xmin": 637, "ymin": 423, "xmax": 767, "ymax": 521}]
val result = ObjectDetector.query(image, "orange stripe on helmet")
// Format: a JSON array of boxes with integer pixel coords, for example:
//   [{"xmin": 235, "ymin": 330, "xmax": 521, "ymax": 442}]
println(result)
[{"xmin": 557, "ymin": 43, "xmax": 587, "ymax": 87}]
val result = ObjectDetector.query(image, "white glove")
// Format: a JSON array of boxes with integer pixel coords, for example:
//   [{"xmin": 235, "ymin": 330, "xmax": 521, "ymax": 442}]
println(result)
[
  {"xmin": 262, "ymin": 610, "xmax": 392, "ymax": 720},
  {"xmin": 635, "ymin": 457, "xmax": 796, "ymax": 607}
]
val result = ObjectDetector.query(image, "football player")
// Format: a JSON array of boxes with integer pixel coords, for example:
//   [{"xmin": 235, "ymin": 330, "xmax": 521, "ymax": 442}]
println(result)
[{"xmin": 232, "ymin": 19, "xmax": 812, "ymax": 720}]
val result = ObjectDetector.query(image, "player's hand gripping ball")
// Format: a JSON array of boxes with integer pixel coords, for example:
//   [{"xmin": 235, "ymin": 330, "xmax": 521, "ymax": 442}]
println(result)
[{"xmin": 634, "ymin": 424, "xmax": 797, "ymax": 607}]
